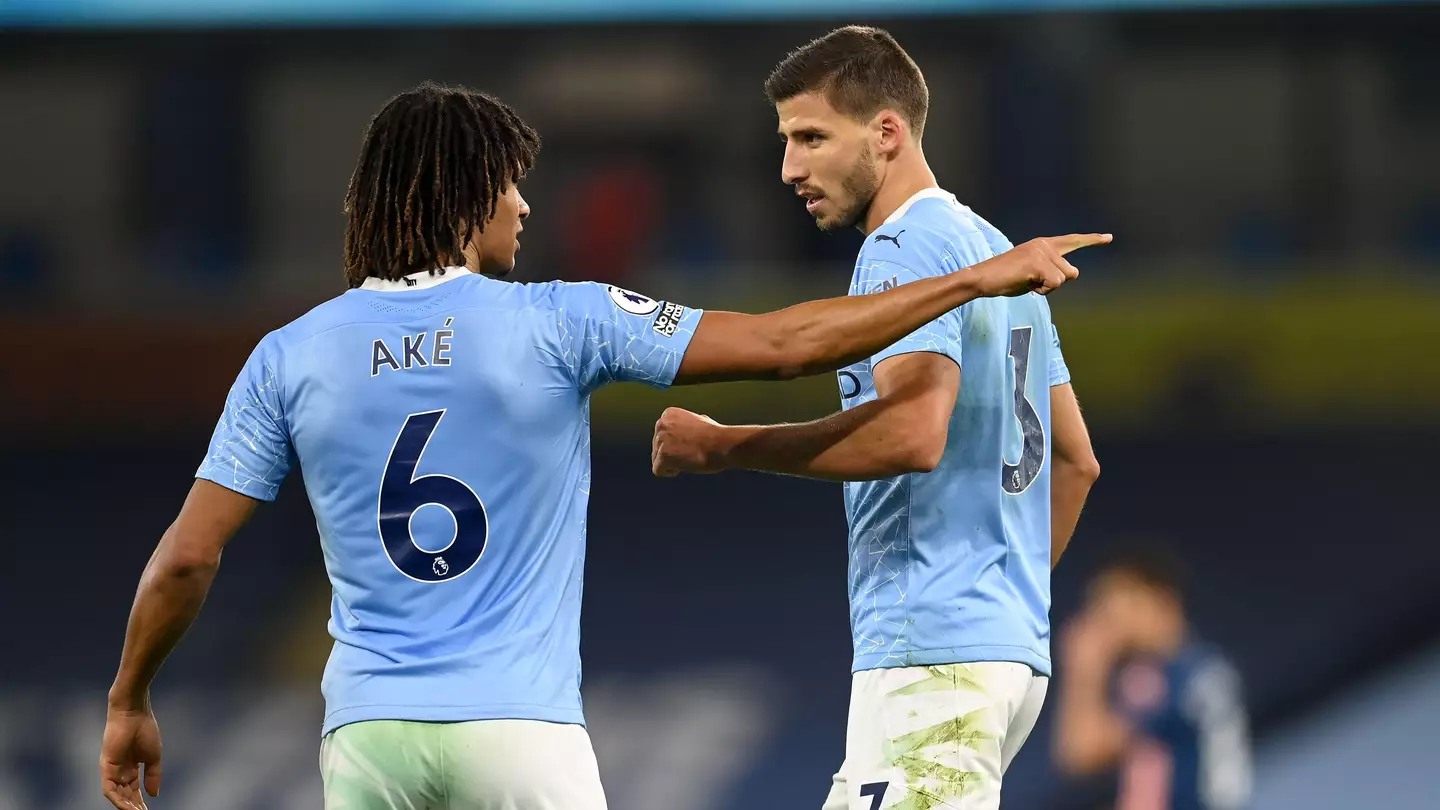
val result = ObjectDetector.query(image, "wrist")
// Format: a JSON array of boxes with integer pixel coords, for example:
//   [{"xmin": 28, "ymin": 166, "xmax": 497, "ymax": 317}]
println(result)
[
  {"xmin": 951, "ymin": 266, "xmax": 988, "ymax": 300},
  {"xmin": 107, "ymin": 681, "xmax": 151, "ymax": 712},
  {"xmin": 709, "ymin": 423, "xmax": 754, "ymax": 471}
]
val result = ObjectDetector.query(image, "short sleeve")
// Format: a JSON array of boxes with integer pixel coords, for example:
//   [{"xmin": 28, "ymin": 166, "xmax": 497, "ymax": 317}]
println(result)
[
  {"xmin": 553, "ymin": 282, "xmax": 703, "ymax": 393},
  {"xmin": 855, "ymin": 228, "xmax": 970, "ymax": 369},
  {"xmin": 1049, "ymin": 322, "xmax": 1072, "ymax": 387},
  {"xmin": 195, "ymin": 335, "xmax": 295, "ymax": 501}
]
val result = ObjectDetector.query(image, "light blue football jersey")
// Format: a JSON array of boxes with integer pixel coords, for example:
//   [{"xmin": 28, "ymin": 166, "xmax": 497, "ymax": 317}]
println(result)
[
  {"xmin": 840, "ymin": 189, "xmax": 1070, "ymax": 676},
  {"xmin": 195, "ymin": 268, "xmax": 702, "ymax": 735}
]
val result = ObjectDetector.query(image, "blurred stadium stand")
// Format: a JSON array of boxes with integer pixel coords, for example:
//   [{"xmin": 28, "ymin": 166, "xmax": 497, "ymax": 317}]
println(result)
[
  {"xmin": 2, "ymin": 2, "xmax": 1438, "ymax": 810},
  {"xmin": 1251, "ymin": 640, "xmax": 1440, "ymax": 810}
]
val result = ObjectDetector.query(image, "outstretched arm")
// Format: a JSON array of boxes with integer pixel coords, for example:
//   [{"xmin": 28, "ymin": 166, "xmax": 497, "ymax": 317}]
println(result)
[
  {"xmin": 670, "ymin": 233, "xmax": 1108, "ymax": 385},
  {"xmin": 654, "ymin": 352, "xmax": 957, "ymax": 480}
]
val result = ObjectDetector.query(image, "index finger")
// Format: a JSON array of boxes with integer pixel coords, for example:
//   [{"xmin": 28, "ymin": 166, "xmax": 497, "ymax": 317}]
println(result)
[{"xmin": 1045, "ymin": 233, "xmax": 1113, "ymax": 256}]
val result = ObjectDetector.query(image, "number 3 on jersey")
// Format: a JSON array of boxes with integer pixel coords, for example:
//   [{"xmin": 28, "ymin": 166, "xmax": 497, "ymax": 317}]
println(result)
[
  {"xmin": 378, "ymin": 410, "xmax": 489, "ymax": 582},
  {"xmin": 1002, "ymin": 326, "xmax": 1046, "ymax": 495}
]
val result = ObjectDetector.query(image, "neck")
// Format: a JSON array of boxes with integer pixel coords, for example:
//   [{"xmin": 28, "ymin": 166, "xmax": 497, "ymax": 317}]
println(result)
[{"xmin": 860, "ymin": 149, "xmax": 938, "ymax": 235}]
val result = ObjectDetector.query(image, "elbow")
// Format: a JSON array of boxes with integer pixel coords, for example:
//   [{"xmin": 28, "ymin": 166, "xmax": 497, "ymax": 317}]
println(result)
[
  {"xmin": 154, "ymin": 548, "xmax": 222, "ymax": 581},
  {"xmin": 150, "ymin": 526, "xmax": 223, "ymax": 580},
  {"xmin": 771, "ymin": 359, "xmax": 807, "ymax": 382},
  {"xmin": 1061, "ymin": 452, "xmax": 1101, "ymax": 487},
  {"xmin": 894, "ymin": 430, "xmax": 946, "ymax": 475},
  {"xmin": 881, "ymin": 405, "xmax": 950, "ymax": 475}
]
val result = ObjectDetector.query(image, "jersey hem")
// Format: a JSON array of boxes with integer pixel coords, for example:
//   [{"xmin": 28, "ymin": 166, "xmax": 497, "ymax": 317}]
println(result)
[
  {"xmin": 852, "ymin": 644, "xmax": 1052, "ymax": 678},
  {"xmin": 322, "ymin": 703, "xmax": 586, "ymax": 738},
  {"xmin": 871, "ymin": 346, "xmax": 963, "ymax": 372},
  {"xmin": 648, "ymin": 306, "xmax": 704, "ymax": 389},
  {"xmin": 194, "ymin": 471, "xmax": 278, "ymax": 502}
]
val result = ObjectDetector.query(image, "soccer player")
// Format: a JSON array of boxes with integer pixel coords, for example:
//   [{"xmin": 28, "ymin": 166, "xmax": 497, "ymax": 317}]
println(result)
[
  {"xmin": 98, "ymin": 82, "xmax": 1104, "ymax": 810},
  {"xmin": 649, "ymin": 27, "xmax": 1104, "ymax": 810},
  {"xmin": 1054, "ymin": 549, "xmax": 1252, "ymax": 810}
]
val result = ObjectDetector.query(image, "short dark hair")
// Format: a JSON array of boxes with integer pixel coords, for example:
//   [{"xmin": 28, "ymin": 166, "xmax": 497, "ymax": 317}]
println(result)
[
  {"xmin": 1097, "ymin": 543, "xmax": 1188, "ymax": 600},
  {"xmin": 342, "ymin": 82, "xmax": 541, "ymax": 288},
  {"xmin": 764, "ymin": 25, "xmax": 929, "ymax": 138}
]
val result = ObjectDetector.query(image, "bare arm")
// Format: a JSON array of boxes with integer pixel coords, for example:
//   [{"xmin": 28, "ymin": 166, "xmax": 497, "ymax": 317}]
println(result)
[
  {"xmin": 1049, "ymin": 383, "xmax": 1099, "ymax": 568},
  {"xmin": 101, "ymin": 480, "xmax": 259, "ymax": 808},
  {"xmin": 666, "ymin": 352, "xmax": 958, "ymax": 480},
  {"xmin": 1054, "ymin": 615, "xmax": 1132, "ymax": 775},
  {"xmin": 670, "ymin": 234, "xmax": 1108, "ymax": 385},
  {"xmin": 108, "ymin": 480, "xmax": 258, "ymax": 709}
]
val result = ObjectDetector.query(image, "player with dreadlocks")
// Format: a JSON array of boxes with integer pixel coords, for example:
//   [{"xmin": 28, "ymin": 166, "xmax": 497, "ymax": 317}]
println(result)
[
  {"xmin": 100, "ymin": 81, "xmax": 1106, "ymax": 810},
  {"xmin": 342, "ymin": 82, "xmax": 541, "ymax": 285}
]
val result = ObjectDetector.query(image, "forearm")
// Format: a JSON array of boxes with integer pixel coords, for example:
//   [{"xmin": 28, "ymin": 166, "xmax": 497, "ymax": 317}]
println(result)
[
  {"xmin": 718, "ymin": 400, "xmax": 926, "ymax": 482},
  {"xmin": 1051, "ymin": 460, "xmax": 1097, "ymax": 568},
  {"xmin": 760, "ymin": 270, "xmax": 983, "ymax": 379},
  {"xmin": 108, "ymin": 526, "xmax": 221, "ymax": 708}
]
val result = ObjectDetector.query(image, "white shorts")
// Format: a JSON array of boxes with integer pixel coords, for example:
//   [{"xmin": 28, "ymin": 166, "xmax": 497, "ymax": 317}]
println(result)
[
  {"xmin": 320, "ymin": 718, "xmax": 606, "ymax": 810},
  {"xmin": 821, "ymin": 662, "xmax": 1049, "ymax": 810}
]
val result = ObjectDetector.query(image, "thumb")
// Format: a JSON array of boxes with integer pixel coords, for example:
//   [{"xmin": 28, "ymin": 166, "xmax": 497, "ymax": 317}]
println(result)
[
  {"xmin": 144, "ymin": 757, "xmax": 162, "ymax": 797},
  {"xmin": 1047, "ymin": 233, "xmax": 1112, "ymax": 256}
]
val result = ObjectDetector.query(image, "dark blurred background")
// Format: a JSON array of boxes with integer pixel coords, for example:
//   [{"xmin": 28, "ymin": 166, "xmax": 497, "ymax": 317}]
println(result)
[{"xmin": 2, "ymin": 1, "xmax": 1438, "ymax": 809}]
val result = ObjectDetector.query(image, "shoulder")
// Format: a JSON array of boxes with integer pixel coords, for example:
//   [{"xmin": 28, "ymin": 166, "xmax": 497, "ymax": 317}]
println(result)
[
  {"xmin": 853, "ymin": 225, "xmax": 954, "ymax": 293},
  {"xmin": 1194, "ymin": 647, "xmax": 1242, "ymax": 683},
  {"xmin": 438, "ymin": 278, "xmax": 661, "ymax": 330},
  {"xmin": 271, "ymin": 293, "xmax": 352, "ymax": 344},
  {"xmin": 1177, "ymin": 646, "xmax": 1244, "ymax": 711},
  {"xmin": 536, "ymin": 281, "xmax": 673, "ymax": 324},
  {"xmin": 861, "ymin": 200, "xmax": 1009, "ymax": 278},
  {"xmin": 268, "ymin": 280, "xmax": 438, "ymax": 344},
  {"xmin": 234, "ymin": 325, "xmax": 290, "ymax": 377}
]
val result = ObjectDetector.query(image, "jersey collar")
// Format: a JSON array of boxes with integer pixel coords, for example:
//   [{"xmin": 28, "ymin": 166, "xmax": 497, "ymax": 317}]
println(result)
[
  {"xmin": 358, "ymin": 266, "xmax": 473, "ymax": 292},
  {"xmin": 883, "ymin": 187, "xmax": 959, "ymax": 226}
]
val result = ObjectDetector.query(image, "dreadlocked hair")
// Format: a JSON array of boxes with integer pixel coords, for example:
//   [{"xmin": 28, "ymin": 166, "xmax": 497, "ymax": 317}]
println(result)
[{"xmin": 342, "ymin": 82, "xmax": 541, "ymax": 287}]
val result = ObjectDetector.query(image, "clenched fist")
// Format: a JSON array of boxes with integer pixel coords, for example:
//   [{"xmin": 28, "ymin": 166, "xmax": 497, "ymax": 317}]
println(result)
[{"xmin": 651, "ymin": 407, "xmax": 730, "ymax": 477}]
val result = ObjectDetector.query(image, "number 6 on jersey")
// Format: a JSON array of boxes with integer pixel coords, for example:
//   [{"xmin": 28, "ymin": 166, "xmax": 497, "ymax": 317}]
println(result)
[{"xmin": 378, "ymin": 409, "xmax": 489, "ymax": 582}]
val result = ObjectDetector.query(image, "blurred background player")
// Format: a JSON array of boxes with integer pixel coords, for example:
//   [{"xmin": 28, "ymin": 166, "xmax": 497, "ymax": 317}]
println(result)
[
  {"xmin": 1054, "ymin": 547, "xmax": 1253, "ymax": 810},
  {"xmin": 97, "ymin": 81, "xmax": 1097, "ymax": 810},
  {"xmin": 650, "ymin": 26, "xmax": 1102, "ymax": 810}
]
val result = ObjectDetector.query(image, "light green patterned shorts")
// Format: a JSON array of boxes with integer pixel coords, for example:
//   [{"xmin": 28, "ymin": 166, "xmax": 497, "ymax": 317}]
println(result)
[
  {"xmin": 320, "ymin": 718, "xmax": 606, "ymax": 810},
  {"xmin": 820, "ymin": 662, "xmax": 1049, "ymax": 810}
]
